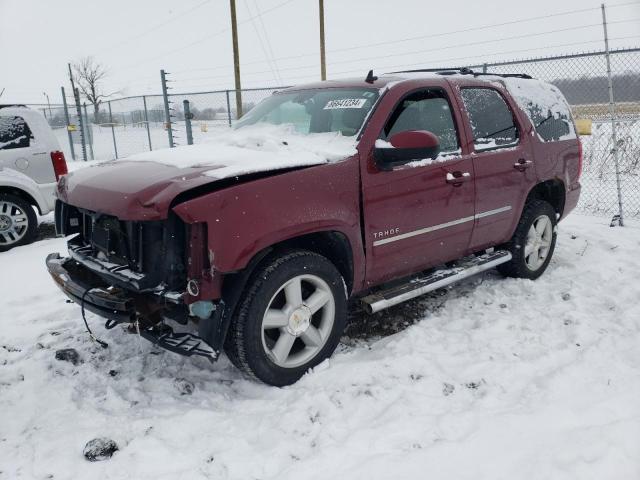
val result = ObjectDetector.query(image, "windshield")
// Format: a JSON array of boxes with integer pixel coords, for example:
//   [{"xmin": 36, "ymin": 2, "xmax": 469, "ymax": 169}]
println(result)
[{"xmin": 234, "ymin": 88, "xmax": 379, "ymax": 136}]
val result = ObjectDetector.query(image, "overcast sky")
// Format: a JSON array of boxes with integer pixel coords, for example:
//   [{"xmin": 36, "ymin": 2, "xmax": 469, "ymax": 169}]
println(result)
[{"xmin": 1, "ymin": 0, "xmax": 639, "ymax": 104}]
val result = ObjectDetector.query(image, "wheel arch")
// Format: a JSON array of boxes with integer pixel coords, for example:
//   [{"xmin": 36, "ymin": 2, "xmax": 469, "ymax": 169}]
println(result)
[
  {"xmin": 264, "ymin": 230, "xmax": 354, "ymax": 294},
  {"xmin": 525, "ymin": 178, "xmax": 566, "ymax": 217},
  {"xmin": 0, "ymin": 185, "xmax": 43, "ymax": 214},
  {"xmin": 227, "ymin": 230, "xmax": 355, "ymax": 297}
]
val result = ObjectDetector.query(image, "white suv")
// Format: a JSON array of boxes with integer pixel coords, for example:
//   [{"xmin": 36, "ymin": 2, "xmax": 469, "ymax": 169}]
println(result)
[{"xmin": 0, "ymin": 105, "xmax": 68, "ymax": 251}]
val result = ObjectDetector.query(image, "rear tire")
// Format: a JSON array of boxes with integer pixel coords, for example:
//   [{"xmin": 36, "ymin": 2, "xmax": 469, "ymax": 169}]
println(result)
[
  {"xmin": 0, "ymin": 193, "xmax": 37, "ymax": 252},
  {"xmin": 497, "ymin": 200, "xmax": 557, "ymax": 280},
  {"xmin": 224, "ymin": 250, "xmax": 347, "ymax": 387}
]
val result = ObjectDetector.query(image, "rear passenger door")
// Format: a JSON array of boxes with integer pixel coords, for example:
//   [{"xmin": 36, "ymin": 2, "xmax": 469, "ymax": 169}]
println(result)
[{"xmin": 456, "ymin": 86, "xmax": 537, "ymax": 251}]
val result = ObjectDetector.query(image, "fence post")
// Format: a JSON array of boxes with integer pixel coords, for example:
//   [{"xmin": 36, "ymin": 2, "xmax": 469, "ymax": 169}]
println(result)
[
  {"xmin": 183, "ymin": 100, "xmax": 194, "ymax": 145},
  {"xmin": 601, "ymin": 4, "xmax": 624, "ymax": 226},
  {"xmin": 108, "ymin": 101, "xmax": 119, "ymax": 159},
  {"xmin": 482, "ymin": 63, "xmax": 488, "ymax": 73},
  {"xmin": 160, "ymin": 69, "xmax": 174, "ymax": 148},
  {"xmin": 225, "ymin": 90, "xmax": 232, "ymax": 126},
  {"xmin": 82, "ymin": 102, "xmax": 94, "ymax": 161},
  {"xmin": 60, "ymin": 86, "xmax": 76, "ymax": 161},
  {"xmin": 143, "ymin": 95, "xmax": 153, "ymax": 151},
  {"xmin": 73, "ymin": 88, "xmax": 87, "ymax": 162}
]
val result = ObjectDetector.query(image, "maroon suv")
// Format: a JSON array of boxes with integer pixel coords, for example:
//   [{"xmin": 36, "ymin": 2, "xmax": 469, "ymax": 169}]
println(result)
[{"xmin": 47, "ymin": 70, "xmax": 581, "ymax": 386}]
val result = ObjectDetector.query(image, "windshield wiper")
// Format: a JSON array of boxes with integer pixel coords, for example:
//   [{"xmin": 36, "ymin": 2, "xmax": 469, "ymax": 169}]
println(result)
[{"xmin": 535, "ymin": 114, "xmax": 555, "ymax": 129}]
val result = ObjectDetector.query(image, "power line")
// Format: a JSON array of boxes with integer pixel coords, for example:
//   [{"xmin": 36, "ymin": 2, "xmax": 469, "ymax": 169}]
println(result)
[
  {"xmin": 162, "ymin": 39, "xmax": 640, "ymax": 92},
  {"xmin": 322, "ymin": 1, "xmax": 640, "ymax": 56},
  {"xmin": 253, "ymin": 0, "xmax": 283, "ymax": 83},
  {"xmin": 124, "ymin": 27, "xmax": 640, "ymax": 92},
  {"xmin": 328, "ymin": 37, "xmax": 640, "ymax": 78},
  {"xmin": 159, "ymin": 20, "xmax": 637, "ymax": 84},
  {"xmin": 117, "ymin": 4, "xmax": 640, "ymax": 90},
  {"xmin": 95, "ymin": 0, "xmax": 212, "ymax": 55},
  {"xmin": 327, "ymin": 6, "xmax": 601, "ymax": 55},
  {"xmin": 167, "ymin": 3, "xmax": 640, "ymax": 77},
  {"xmin": 118, "ymin": 0, "xmax": 298, "ymax": 71},
  {"xmin": 242, "ymin": 0, "xmax": 282, "ymax": 84}
]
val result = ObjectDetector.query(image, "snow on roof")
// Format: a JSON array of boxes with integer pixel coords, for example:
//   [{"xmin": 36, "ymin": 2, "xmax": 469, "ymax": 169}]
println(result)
[{"xmin": 125, "ymin": 124, "xmax": 357, "ymax": 179}]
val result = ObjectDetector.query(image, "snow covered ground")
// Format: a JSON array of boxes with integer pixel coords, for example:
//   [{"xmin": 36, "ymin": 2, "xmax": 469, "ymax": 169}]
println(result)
[{"xmin": 1, "ymin": 214, "xmax": 639, "ymax": 479}]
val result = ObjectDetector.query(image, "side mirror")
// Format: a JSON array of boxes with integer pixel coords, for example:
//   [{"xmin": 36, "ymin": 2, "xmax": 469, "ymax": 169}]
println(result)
[
  {"xmin": 575, "ymin": 118, "xmax": 592, "ymax": 136},
  {"xmin": 374, "ymin": 130, "xmax": 440, "ymax": 171}
]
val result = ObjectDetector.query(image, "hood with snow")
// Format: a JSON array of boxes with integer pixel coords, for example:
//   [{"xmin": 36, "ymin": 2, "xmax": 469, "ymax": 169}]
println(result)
[{"xmin": 57, "ymin": 125, "xmax": 357, "ymax": 220}]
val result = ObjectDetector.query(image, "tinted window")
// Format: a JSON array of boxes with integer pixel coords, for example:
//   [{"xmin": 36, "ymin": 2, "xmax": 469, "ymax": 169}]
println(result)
[
  {"xmin": 461, "ymin": 88, "xmax": 518, "ymax": 150},
  {"xmin": 0, "ymin": 116, "xmax": 32, "ymax": 150},
  {"xmin": 383, "ymin": 89, "xmax": 460, "ymax": 153}
]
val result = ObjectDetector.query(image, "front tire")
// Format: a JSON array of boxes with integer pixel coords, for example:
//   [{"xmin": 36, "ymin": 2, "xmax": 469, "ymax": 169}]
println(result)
[
  {"xmin": 0, "ymin": 193, "xmax": 37, "ymax": 252},
  {"xmin": 497, "ymin": 200, "xmax": 557, "ymax": 280},
  {"xmin": 224, "ymin": 250, "xmax": 347, "ymax": 386}
]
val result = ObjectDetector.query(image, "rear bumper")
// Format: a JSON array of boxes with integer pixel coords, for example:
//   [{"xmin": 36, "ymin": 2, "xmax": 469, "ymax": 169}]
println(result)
[
  {"xmin": 562, "ymin": 182, "xmax": 581, "ymax": 219},
  {"xmin": 39, "ymin": 182, "xmax": 57, "ymax": 214}
]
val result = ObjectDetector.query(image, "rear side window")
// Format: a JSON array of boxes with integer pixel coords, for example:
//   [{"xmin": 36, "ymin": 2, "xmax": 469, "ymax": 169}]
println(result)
[
  {"xmin": 0, "ymin": 116, "xmax": 32, "ymax": 150},
  {"xmin": 383, "ymin": 89, "xmax": 460, "ymax": 153},
  {"xmin": 461, "ymin": 88, "xmax": 518, "ymax": 151},
  {"xmin": 502, "ymin": 78, "xmax": 576, "ymax": 142}
]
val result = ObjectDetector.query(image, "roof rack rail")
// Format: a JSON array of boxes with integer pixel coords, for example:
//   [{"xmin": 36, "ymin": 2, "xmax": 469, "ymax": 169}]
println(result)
[
  {"xmin": 389, "ymin": 67, "xmax": 533, "ymax": 80},
  {"xmin": 465, "ymin": 70, "xmax": 533, "ymax": 79}
]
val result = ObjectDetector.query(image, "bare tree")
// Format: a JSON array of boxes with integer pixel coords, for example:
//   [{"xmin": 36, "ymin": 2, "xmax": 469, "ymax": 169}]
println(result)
[{"xmin": 72, "ymin": 57, "xmax": 119, "ymax": 121}]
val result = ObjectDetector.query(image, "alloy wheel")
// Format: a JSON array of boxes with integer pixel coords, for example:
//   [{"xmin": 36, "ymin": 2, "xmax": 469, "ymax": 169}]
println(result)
[
  {"xmin": 524, "ymin": 215, "xmax": 553, "ymax": 271},
  {"xmin": 261, "ymin": 274, "xmax": 335, "ymax": 368},
  {"xmin": 0, "ymin": 201, "xmax": 29, "ymax": 247}
]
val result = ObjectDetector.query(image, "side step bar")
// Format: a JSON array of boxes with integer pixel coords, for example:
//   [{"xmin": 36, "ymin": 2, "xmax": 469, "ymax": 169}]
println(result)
[{"xmin": 360, "ymin": 250, "xmax": 512, "ymax": 314}]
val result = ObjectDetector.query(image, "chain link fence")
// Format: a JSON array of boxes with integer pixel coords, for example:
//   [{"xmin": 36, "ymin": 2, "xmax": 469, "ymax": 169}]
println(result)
[
  {"xmin": 40, "ymin": 47, "xmax": 639, "ymax": 219},
  {"xmin": 40, "ymin": 88, "xmax": 284, "ymax": 163},
  {"xmin": 465, "ymin": 48, "xmax": 640, "ymax": 220}
]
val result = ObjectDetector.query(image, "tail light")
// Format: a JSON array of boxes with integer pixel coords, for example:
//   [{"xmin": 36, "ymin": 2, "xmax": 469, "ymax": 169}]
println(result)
[
  {"xmin": 50, "ymin": 151, "xmax": 68, "ymax": 181},
  {"xmin": 577, "ymin": 138, "xmax": 583, "ymax": 180}
]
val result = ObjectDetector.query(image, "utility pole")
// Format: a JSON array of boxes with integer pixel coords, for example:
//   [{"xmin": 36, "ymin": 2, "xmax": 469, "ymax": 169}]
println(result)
[
  {"xmin": 319, "ymin": 0, "xmax": 326, "ymax": 81},
  {"xmin": 43, "ymin": 92, "xmax": 52, "ymax": 118},
  {"xmin": 601, "ymin": 3, "xmax": 624, "ymax": 227},
  {"xmin": 160, "ymin": 69, "xmax": 174, "ymax": 148},
  {"xmin": 68, "ymin": 63, "xmax": 87, "ymax": 162},
  {"xmin": 230, "ymin": 0, "xmax": 243, "ymax": 119},
  {"xmin": 67, "ymin": 63, "xmax": 76, "ymax": 92}
]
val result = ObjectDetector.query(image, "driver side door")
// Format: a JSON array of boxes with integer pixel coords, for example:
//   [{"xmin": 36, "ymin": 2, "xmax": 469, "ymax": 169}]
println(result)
[{"xmin": 361, "ymin": 85, "xmax": 476, "ymax": 286}]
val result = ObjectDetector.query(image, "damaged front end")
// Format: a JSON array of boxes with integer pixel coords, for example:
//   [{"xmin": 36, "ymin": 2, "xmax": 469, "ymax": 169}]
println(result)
[{"xmin": 46, "ymin": 200, "xmax": 227, "ymax": 361}]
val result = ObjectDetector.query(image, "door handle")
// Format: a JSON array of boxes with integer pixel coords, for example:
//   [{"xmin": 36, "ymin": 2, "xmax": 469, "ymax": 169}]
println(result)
[
  {"xmin": 513, "ymin": 159, "xmax": 533, "ymax": 172},
  {"xmin": 446, "ymin": 171, "xmax": 471, "ymax": 186}
]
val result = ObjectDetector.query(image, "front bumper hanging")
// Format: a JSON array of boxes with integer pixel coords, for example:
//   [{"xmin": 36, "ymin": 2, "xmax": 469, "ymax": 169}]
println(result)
[
  {"xmin": 46, "ymin": 253, "xmax": 219, "ymax": 361},
  {"xmin": 46, "ymin": 253, "xmax": 136, "ymax": 324}
]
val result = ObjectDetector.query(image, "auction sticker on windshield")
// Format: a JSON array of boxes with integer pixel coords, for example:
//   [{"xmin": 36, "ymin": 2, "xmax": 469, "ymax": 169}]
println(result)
[{"xmin": 324, "ymin": 98, "xmax": 367, "ymax": 109}]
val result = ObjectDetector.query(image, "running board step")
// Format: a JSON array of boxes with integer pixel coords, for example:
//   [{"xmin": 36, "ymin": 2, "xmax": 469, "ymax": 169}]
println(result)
[{"xmin": 361, "ymin": 250, "xmax": 512, "ymax": 314}]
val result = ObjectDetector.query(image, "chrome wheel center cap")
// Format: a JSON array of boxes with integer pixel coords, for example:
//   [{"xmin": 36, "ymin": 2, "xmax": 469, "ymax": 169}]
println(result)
[
  {"xmin": 0, "ymin": 215, "xmax": 11, "ymax": 231},
  {"xmin": 287, "ymin": 305, "xmax": 312, "ymax": 336}
]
